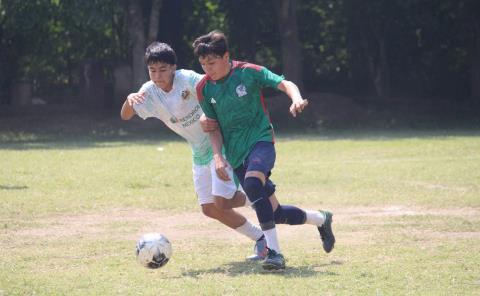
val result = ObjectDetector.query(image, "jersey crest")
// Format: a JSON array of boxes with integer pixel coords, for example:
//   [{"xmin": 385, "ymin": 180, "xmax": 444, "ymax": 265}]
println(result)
[
  {"xmin": 181, "ymin": 89, "xmax": 190, "ymax": 100},
  {"xmin": 236, "ymin": 84, "xmax": 248, "ymax": 97}
]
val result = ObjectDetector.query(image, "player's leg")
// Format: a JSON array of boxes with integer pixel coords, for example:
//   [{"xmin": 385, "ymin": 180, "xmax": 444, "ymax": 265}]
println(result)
[
  {"xmin": 203, "ymin": 203, "xmax": 267, "ymax": 260},
  {"xmin": 235, "ymin": 141, "xmax": 285, "ymax": 270},
  {"xmin": 265, "ymin": 183, "xmax": 335, "ymax": 253},
  {"xmin": 210, "ymin": 160, "xmax": 267, "ymax": 260},
  {"xmin": 193, "ymin": 162, "xmax": 232, "ymax": 225},
  {"xmin": 243, "ymin": 170, "xmax": 285, "ymax": 270},
  {"xmin": 214, "ymin": 190, "xmax": 250, "ymax": 209},
  {"xmin": 200, "ymin": 203, "xmax": 245, "ymax": 228},
  {"xmin": 242, "ymin": 142, "xmax": 334, "ymax": 253},
  {"xmin": 195, "ymin": 163, "xmax": 261, "ymax": 231}
]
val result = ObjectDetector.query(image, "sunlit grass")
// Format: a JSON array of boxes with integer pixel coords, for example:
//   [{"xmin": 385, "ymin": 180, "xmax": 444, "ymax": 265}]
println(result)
[{"xmin": 1, "ymin": 130, "xmax": 479, "ymax": 295}]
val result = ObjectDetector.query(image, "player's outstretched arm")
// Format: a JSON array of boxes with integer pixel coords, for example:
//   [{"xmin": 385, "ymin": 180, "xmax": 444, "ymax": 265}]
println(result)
[
  {"xmin": 277, "ymin": 80, "xmax": 309, "ymax": 117},
  {"xmin": 120, "ymin": 92, "xmax": 145, "ymax": 120}
]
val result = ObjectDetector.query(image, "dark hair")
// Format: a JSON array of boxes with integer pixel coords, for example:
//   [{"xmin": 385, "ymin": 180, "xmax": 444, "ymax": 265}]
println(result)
[
  {"xmin": 192, "ymin": 30, "xmax": 229, "ymax": 58},
  {"xmin": 145, "ymin": 42, "xmax": 177, "ymax": 65}
]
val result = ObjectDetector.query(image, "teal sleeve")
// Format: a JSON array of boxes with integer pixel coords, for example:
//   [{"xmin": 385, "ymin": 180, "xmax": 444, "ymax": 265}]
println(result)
[
  {"xmin": 251, "ymin": 67, "xmax": 284, "ymax": 89},
  {"xmin": 186, "ymin": 70, "xmax": 203, "ymax": 89}
]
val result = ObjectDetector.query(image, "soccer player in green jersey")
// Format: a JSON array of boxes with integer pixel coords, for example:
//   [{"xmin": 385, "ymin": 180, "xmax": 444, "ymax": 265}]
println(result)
[{"xmin": 193, "ymin": 31, "xmax": 336, "ymax": 271}]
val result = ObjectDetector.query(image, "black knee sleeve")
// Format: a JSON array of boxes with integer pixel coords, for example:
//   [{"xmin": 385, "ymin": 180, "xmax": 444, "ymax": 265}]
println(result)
[
  {"xmin": 243, "ymin": 177, "xmax": 264, "ymax": 207},
  {"xmin": 244, "ymin": 177, "xmax": 275, "ymax": 230}
]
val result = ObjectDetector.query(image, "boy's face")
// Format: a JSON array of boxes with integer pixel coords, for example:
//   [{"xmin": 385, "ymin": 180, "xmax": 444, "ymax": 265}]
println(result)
[
  {"xmin": 148, "ymin": 62, "xmax": 176, "ymax": 91},
  {"xmin": 198, "ymin": 52, "xmax": 230, "ymax": 81}
]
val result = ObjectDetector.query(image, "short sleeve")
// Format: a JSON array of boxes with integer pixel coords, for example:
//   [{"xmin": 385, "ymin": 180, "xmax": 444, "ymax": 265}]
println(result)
[
  {"xmin": 133, "ymin": 83, "xmax": 155, "ymax": 120},
  {"xmin": 250, "ymin": 66, "xmax": 284, "ymax": 89},
  {"xmin": 183, "ymin": 70, "xmax": 204, "ymax": 89}
]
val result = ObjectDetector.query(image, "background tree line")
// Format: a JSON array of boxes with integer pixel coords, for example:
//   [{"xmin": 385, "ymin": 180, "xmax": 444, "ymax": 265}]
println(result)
[{"xmin": 0, "ymin": 0, "xmax": 479, "ymax": 115}]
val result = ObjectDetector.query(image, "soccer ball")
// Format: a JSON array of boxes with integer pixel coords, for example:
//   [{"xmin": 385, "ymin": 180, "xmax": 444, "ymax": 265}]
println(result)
[{"xmin": 135, "ymin": 233, "xmax": 172, "ymax": 269}]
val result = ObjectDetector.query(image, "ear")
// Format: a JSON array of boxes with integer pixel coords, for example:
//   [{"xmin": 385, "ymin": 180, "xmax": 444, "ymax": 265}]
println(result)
[{"xmin": 222, "ymin": 52, "xmax": 230, "ymax": 62}]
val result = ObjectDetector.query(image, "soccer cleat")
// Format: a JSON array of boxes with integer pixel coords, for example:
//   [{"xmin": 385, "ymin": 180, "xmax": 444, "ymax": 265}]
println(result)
[
  {"xmin": 262, "ymin": 248, "xmax": 286, "ymax": 271},
  {"xmin": 246, "ymin": 235, "xmax": 268, "ymax": 261},
  {"xmin": 318, "ymin": 210, "xmax": 335, "ymax": 253}
]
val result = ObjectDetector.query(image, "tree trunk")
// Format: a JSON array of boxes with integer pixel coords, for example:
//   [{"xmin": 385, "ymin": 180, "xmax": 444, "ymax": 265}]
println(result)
[
  {"xmin": 275, "ymin": 0, "xmax": 304, "ymax": 91},
  {"xmin": 358, "ymin": 8, "xmax": 391, "ymax": 99},
  {"xmin": 80, "ymin": 59, "xmax": 109, "ymax": 108},
  {"xmin": 470, "ymin": 18, "xmax": 480, "ymax": 100},
  {"xmin": 128, "ymin": 0, "xmax": 147, "ymax": 90},
  {"xmin": 344, "ymin": 0, "xmax": 371, "ymax": 96},
  {"xmin": 374, "ymin": 37, "xmax": 390, "ymax": 98},
  {"xmin": 147, "ymin": 0, "xmax": 163, "ymax": 45}
]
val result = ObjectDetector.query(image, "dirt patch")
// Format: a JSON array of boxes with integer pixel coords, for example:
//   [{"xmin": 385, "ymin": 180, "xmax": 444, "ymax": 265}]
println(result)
[
  {"xmin": 4, "ymin": 205, "xmax": 479, "ymax": 247},
  {"xmin": 335, "ymin": 205, "xmax": 480, "ymax": 220},
  {"xmin": 10, "ymin": 208, "xmax": 210, "ymax": 241}
]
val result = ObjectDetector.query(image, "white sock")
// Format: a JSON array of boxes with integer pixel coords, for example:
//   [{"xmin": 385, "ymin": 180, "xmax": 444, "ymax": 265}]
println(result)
[
  {"xmin": 263, "ymin": 228, "xmax": 281, "ymax": 253},
  {"xmin": 305, "ymin": 210, "xmax": 325, "ymax": 226},
  {"xmin": 235, "ymin": 220, "xmax": 263, "ymax": 241}
]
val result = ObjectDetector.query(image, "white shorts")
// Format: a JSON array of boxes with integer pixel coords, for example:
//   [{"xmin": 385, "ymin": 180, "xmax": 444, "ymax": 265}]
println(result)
[{"xmin": 192, "ymin": 159, "xmax": 240, "ymax": 205}]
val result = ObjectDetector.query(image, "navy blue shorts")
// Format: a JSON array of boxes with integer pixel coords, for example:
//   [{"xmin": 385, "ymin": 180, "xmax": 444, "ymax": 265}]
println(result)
[{"xmin": 234, "ymin": 141, "xmax": 276, "ymax": 196}]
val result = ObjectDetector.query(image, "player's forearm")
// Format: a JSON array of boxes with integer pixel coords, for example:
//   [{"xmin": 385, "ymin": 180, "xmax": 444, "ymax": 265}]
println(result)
[
  {"xmin": 209, "ymin": 129, "xmax": 224, "ymax": 158},
  {"xmin": 120, "ymin": 100, "xmax": 135, "ymax": 120},
  {"xmin": 278, "ymin": 80, "xmax": 303, "ymax": 103}
]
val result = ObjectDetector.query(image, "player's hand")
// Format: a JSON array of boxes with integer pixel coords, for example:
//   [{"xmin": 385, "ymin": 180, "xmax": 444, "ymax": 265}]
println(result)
[
  {"xmin": 127, "ymin": 92, "xmax": 145, "ymax": 106},
  {"xmin": 289, "ymin": 99, "xmax": 309, "ymax": 117},
  {"xmin": 214, "ymin": 154, "xmax": 231, "ymax": 181},
  {"xmin": 200, "ymin": 114, "xmax": 219, "ymax": 132}
]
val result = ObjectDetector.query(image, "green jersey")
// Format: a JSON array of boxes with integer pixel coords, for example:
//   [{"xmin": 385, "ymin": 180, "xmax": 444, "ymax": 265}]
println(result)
[{"xmin": 197, "ymin": 61, "xmax": 284, "ymax": 168}]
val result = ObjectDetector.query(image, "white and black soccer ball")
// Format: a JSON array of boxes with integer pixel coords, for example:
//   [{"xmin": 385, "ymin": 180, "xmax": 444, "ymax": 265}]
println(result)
[{"xmin": 135, "ymin": 233, "xmax": 172, "ymax": 269}]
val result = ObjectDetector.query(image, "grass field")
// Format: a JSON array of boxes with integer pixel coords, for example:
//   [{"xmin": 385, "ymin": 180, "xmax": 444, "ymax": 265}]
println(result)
[{"xmin": 1, "ymin": 119, "xmax": 480, "ymax": 295}]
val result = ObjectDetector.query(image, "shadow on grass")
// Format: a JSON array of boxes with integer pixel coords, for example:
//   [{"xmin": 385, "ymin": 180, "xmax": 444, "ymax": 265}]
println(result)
[
  {"xmin": 1, "ymin": 109, "xmax": 480, "ymax": 150},
  {"xmin": 4, "ymin": 127, "xmax": 480, "ymax": 151},
  {"xmin": 0, "ymin": 136, "xmax": 182, "ymax": 151},
  {"xmin": 181, "ymin": 260, "xmax": 341, "ymax": 278},
  {"xmin": 0, "ymin": 184, "xmax": 28, "ymax": 190}
]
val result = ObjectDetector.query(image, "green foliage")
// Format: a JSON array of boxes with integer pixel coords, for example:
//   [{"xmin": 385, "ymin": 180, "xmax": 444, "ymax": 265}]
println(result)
[
  {"xmin": 0, "ymin": 0, "xmax": 127, "ymax": 94},
  {"xmin": 341, "ymin": 0, "xmax": 475, "ymax": 98},
  {"xmin": 299, "ymin": 0, "xmax": 349, "ymax": 91},
  {"xmin": 220, "ymin": 0, "xmax": 281, "ymax": 69},
  {"xmin": 0, "ymin": 0, "xmax": 478, "ymax": 102},
  {"xmin": 179, "ymin": 0, "xmax": 228, "ymax": 70}
]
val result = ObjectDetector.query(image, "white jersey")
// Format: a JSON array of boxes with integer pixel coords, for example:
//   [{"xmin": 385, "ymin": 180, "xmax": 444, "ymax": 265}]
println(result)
[{"xmin": 134, "ymin": 69, "xmax": 212, "ymax": 165}]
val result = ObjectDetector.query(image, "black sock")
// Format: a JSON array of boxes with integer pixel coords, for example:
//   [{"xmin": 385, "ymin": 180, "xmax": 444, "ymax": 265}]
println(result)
[{"xmin": 274, "ymin": 205, "xmax": 306, "ymax": 225}]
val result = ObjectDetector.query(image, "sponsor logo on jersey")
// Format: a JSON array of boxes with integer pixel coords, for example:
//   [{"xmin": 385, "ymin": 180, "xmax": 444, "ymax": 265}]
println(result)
[
  {"xmin": 179, "ymin": 105, "xmax": 201, "ymax": 128},
  {"xmin": 236, "ymin": 84, "xmax": 247, "ymax": 97}
]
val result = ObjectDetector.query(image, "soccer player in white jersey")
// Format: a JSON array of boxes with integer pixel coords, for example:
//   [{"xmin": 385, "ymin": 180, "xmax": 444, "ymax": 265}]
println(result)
[{"xmin": 120, "ymin": 42, "xmax": 267, "ymax": 260}]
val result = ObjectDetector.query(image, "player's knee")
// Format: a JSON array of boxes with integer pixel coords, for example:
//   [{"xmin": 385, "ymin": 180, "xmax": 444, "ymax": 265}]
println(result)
[
  {"xmin": 201, "ymin": 204, "xmax": 218, "ymax": 219},
  {"xmin": 243, "ymin": 177, "xmax": 264, "ymax": 206},
  {"xmin": 213, "ymin": 196, "xmax": 231, "ymax": 210},
  {"xmin": 245, "ymin": 171, "xmax": 265, "ymax": 184}
]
